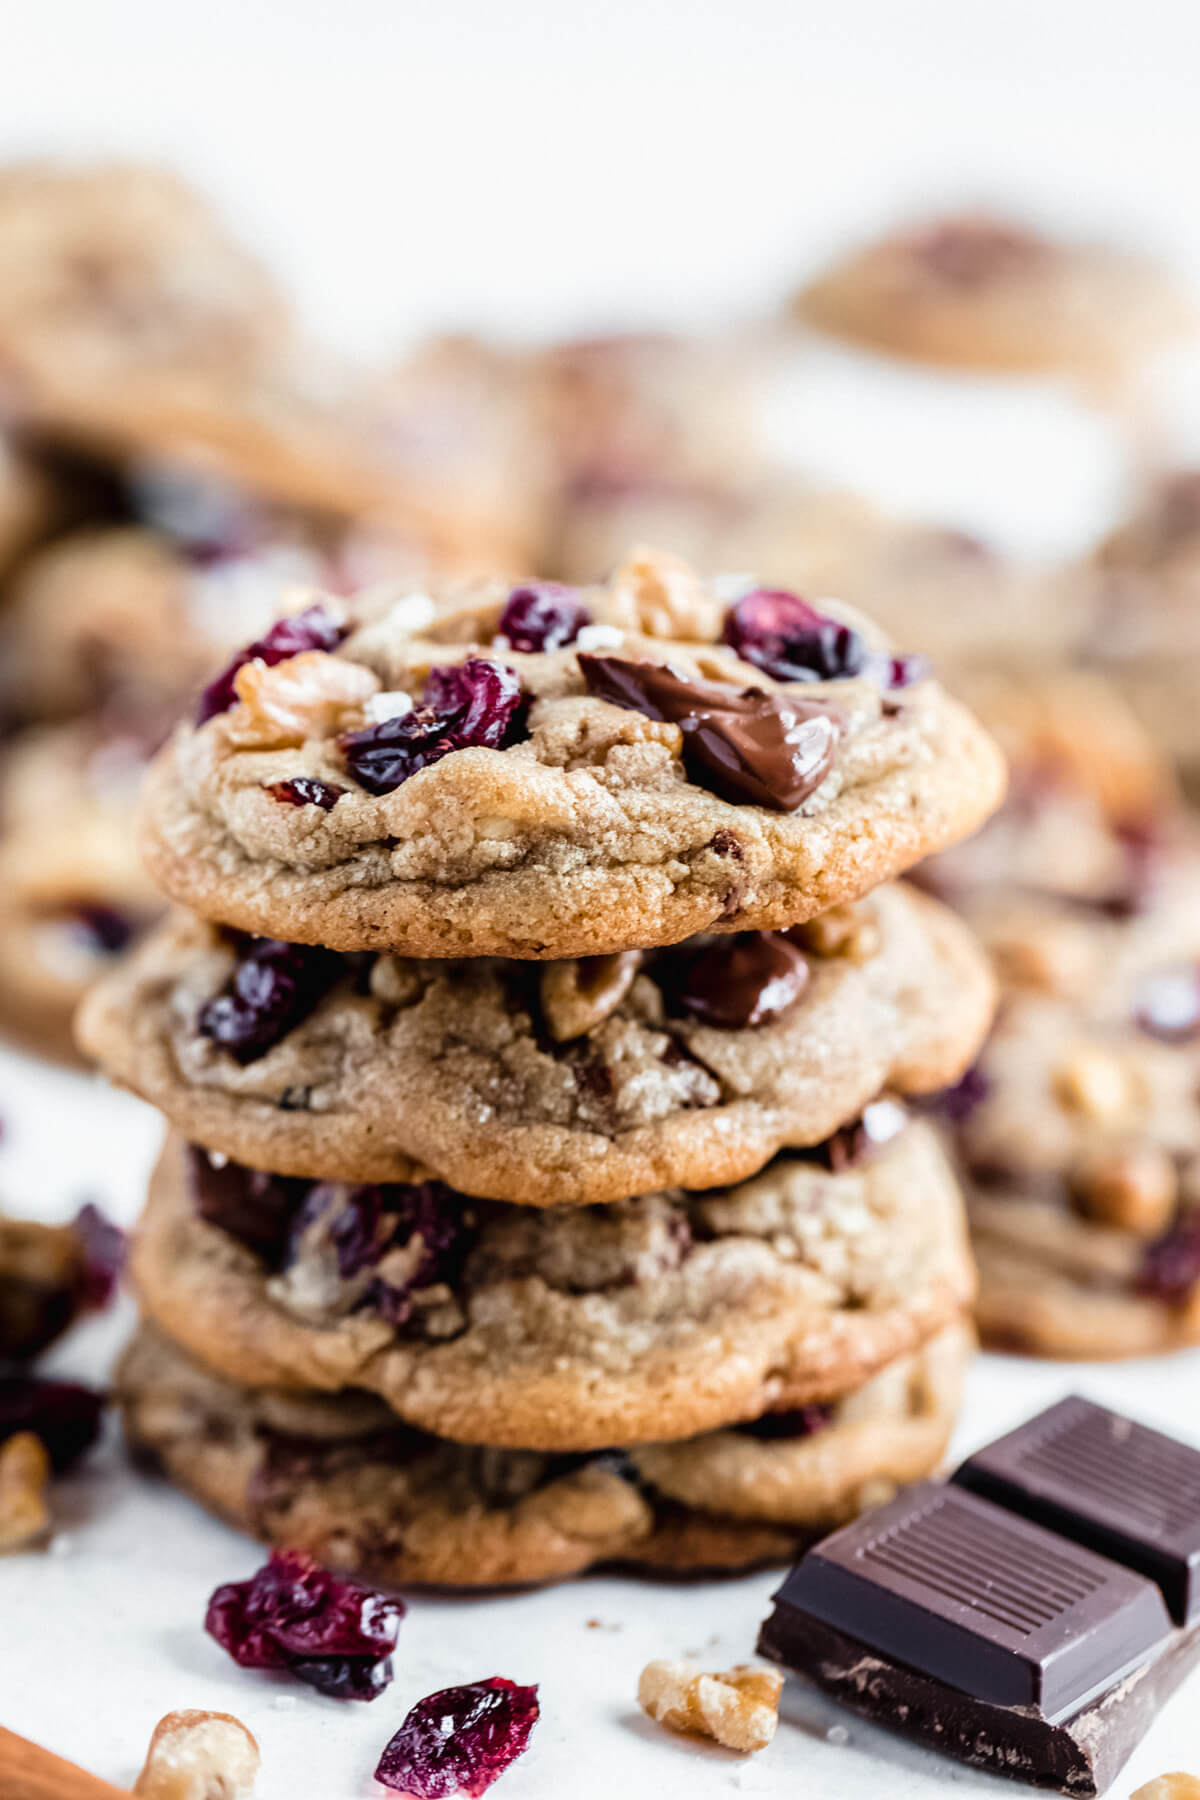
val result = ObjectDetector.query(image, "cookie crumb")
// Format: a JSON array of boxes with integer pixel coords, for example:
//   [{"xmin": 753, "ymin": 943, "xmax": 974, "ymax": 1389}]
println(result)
[
  {"xmin": 134, "ymin": 1709, "xmax": 259, "ymax": 1799},
  {"xmin": 637, "ymin": 1659, "xmax": 782, "ymax": 1753},
  {"xmin": 1131, "ymin": 1778, "xmax": 1200, "ymax": 1800},
  {"xmin": 0, "ymin": 1431, "xmax": 51, "ymax": 1552}
]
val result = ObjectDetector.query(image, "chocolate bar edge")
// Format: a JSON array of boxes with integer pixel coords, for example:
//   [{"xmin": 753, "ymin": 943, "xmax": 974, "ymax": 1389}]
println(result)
[{"xmin": 757, "ymin": 1602, "xmax": 1200, "ymax": 1797}]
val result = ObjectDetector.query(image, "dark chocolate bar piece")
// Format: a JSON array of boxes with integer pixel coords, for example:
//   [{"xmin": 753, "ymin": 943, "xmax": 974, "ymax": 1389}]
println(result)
[
  {"xmin": 758, "ymin": 1479, "xmax": 1195, "ymax": 1795},
  {"xmin": 954, "ymin": 1395, "xmax": 1200, "ymax": 1626}
]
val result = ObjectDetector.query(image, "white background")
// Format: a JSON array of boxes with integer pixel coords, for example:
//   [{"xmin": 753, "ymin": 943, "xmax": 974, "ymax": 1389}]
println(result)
[{"xmin": 4, "ymin": 4, "xmax": 1200, "ymax": 1795}]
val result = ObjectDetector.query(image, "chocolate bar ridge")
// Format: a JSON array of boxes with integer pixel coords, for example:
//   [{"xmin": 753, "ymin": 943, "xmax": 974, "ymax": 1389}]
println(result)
[{"xmin": 954, "ymin": 1395, "xmax": 1200, "ymax": 1625}]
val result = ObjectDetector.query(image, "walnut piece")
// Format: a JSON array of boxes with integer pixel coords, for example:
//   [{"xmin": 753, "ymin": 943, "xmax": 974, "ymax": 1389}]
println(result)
[
  {"xmin": 1070, "ymin": 1142, "xmax": 1177, "ymax": 1236},
  {"xmin": 134, "ymin": 1710, "xmax": 260, "ymax": 1800},
  {"xmin": 0, "ymin": 1431, "xmax": 50, "ymax": 1552},
  {"xmin": 637, "ymin": 1659, "xmax": 782, "ymax": 1754},
  {"xmin": 608, "ymin": 547, "xmax": 723, "ymax": 641},
  {"xmin": 790, "ymin": 901, "xmax": 881, "ymax": 964},
  {"xmin": 1131, "ymin": 1777, "xmax": 1200, "ymax": 1800},
  {"xmin": 540, "ymin": 951, "xmax": 642, "ymax": 1041},
  {"xmin": 224, "ymin": 651, "xmax": 379, "ymax": 750},
  {"xmin": 1053, "ymin": 1044, "xmax": 1140, "ymax": 1126}
]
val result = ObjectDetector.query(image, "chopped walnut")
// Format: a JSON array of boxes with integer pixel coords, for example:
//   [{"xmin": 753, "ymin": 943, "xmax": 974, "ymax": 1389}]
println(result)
[
  {"xmin": 790, "ymin": 901, "xmax": 881, "ymax": 965},
  {"xmin": 1052, "ymin": 1045, "xmax": 1140, "ymax": 1126},
  {"xmin": 540, "ymin": 952, "xmax": 642, "ymax": 1041},
  {"xmin": 369, "ymin": 955, "xmax": 425, "ymax": 1010},
  {"xmin": 637, "ymin": 1659, "xmax": 782, "ymax": 1754},
  {"xmin": 0, "ymin": 1431, "xmax": 51, "ymax": 1552},
  {"xmin": 224, "ymin": 652, "xmax": 379, "ymax": 750},
  {"xmin": 1071, "ymin": 1143, "xmax": 1177, "ymax": 1236},
  {"xmin": 1131, "ymin": 1777, "xmax": 1200, "ymax": 1800},
  {"xmin": 134, "ymin": 1710, "xmax": 260, "ymax": 1800},
  {"xmin": 608, "ymin": 547, "xmax": 723, "ymax": 641}
]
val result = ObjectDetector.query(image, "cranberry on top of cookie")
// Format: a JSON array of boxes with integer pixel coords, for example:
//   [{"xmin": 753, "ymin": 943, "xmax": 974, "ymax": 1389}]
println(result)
[{"xmin": 139, "ymin": 548, "xmax": 1006, "ymax": 960}]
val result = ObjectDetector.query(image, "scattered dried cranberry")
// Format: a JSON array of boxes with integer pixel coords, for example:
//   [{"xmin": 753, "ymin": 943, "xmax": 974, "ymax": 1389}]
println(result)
[
  {"xmin": 187, "ymin": 1147, "xmax": 309, "ymax": 1266},
  {"xmin": 911, "ymin": 219, "xmax": 1046, "ymax": 286},
  {"xmin": 196, "ymin": 603, "xmax": 346, "ymax": 724},
  {"xmin": 497, "ymin": 583, "xmax": 591, "ymax": 653},
  {"xmin": 71, "ymin": 1202, "xmax": 125, "ymax": 1308},
  {"xmin": 264, "ymin": 776, "xmax": 346, "ymax": 811},
  {"xmin": 1135, "ymin": 963, "xmax": 1200, "ymax": 1044},
  {"xmin": 205, "ymin": 1550, "xmax": 403, "ymax": 1701},
  {"xmin": 877, "ymin": 651, "xmax": 932, "ymax": 688},
  {"xmin": 198, "ymin": 938, "xmax": 343, "ymax": 1064},
  {"xmin": 340, "ymin": 660, "xmax": 525, "ymax": 796},
  {"xmin": 661, "ymin": 932, "xmax": 809, "ymax": 1030},
  {"xmin": 0, "ymin": 1375, "xmax": 104, "ymax": 1473},
  {"xmin": 737, "ymin": 1403, "xmax": 834, "ymax": 1441},
  {"xmin": 375, "ymin": 1677, "xmax": 539, "ymax": 1796},
  {"xmin": 723, "ymin": 589, "xmax": 869, "ymax": 684},
  {"xmin": 1138, "ymin": 1214, "xmax": 1200, "ymax": 1303}
]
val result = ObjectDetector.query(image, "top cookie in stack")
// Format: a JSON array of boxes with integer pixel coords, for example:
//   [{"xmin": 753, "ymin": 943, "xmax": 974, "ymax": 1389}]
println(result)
[
  {"xmin": 134, "ymin": 550, "xmax": 1005, "ymax": 959},
  {"xmin": 84, "ymin": 549, "xmax": 1004, "ymax": 1588}
]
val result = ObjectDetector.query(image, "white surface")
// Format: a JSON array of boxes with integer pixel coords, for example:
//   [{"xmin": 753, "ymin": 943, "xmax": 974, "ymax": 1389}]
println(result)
[
  {"xmin": 3, "ymin": 1041, "xmax": 1200, "ymax": 1798},
  {"xmin": 4, "ymin": 4, "xmax": 1200, "ymax": 1791}
]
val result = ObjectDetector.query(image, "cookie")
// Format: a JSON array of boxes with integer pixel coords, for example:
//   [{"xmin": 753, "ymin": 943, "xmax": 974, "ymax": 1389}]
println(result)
[
  {"xmin": 794, "ymin": 214, "xmax": 1186, "ymax": 375},
  {"xmin": 0, "ymin": 435, "xmax": 56, "ymax": 579},
  {"xmin": 0, "ymin": 721, "xmax": 162, "ymax": 1060},
  {"xmin": 0, "ymin": 160, "xmax": 285, "ymax": 396},
  {"xmin": 79, "ymin": 884, "xmax": 993, "ymax": 1205},
  {"xmin": 1071, "ymin": 470, "xmax": 1200, "ymax": 786},
  {"xmin": 136, "ymin": 555, "xmax": 1006, "ymax": 959},
  {"xmin": 533, "ymin": 332, "xmax": 761, "ymax": 504},
  {"xmin": 130, "ymin": 1119, "xmax": 975, "ymax": 1450},
  {"xmin": 936, "ymin": 824, "xmax": 1200, "ymax": 1357},
  {"xmin": 117, "ymin": 1318, "xmax": 971, "ymax": 1588}
]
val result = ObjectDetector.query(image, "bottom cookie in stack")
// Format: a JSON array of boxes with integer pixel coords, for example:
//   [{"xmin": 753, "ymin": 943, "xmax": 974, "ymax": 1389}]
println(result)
[
  {"xmin": 118, "ymin": 1319, "xmax": 972, "ymax": 1589},
  {"xmin": 115, "ymin": 1111, "xmax": 975, "ymax": 1586}
]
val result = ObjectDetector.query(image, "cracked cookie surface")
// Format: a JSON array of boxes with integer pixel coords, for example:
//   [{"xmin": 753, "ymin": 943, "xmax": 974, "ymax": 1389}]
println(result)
[
  {"xmin": 79, "ymin": 883, "xmax": 993, "ymax": 1204},
  {"xmin": 117, "ymin": 1319, "xmax": 970, "ymax": 1588},
  {"xmin": 137, "ymin": 559, "xmax": 1006, "ymax": 959},
  {"xmin": 130, "ymin": 1122, "xmax": 974, "ymax": 1449}
]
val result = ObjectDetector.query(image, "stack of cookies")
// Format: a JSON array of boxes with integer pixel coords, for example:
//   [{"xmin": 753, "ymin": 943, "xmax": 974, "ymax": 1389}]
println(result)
[{"xmin": 81, "ymin": 551, "xmax": 1004, "ymax": 1587}]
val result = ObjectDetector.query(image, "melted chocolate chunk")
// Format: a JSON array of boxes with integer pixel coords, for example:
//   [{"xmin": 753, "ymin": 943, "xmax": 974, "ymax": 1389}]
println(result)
[
  {"xmin": 577, "ymin": 654, "xmax": 840, "ymax": 811},
  {"xmin": 661, "ymin": 932, "xmax": 809, "ymax": 1030}
]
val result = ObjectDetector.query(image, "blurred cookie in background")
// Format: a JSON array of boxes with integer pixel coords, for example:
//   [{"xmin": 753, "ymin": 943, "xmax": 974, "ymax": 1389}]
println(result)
[
  {"xmin": 0, "ymin": 721, "xmax": 163, "ymax": 1062},
  {"xmin": 922, "ymin": 670, "xmax": 1200, "ymax": 1357},
  {"xmin": 1068, "ymin": 469, "xmax": 1200, "ymax": 792},
  {"xmin": 536, "ymin": 331, "xmax": 765, "ymax": 576},
  {"xmin": 793, "ymin": 212, "xmax": 1189, "ymax": 378}
]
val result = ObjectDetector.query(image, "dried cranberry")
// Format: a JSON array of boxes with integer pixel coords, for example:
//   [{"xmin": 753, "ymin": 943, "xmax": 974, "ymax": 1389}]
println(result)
[
  {"xmin": 282, "ymin": 1180, "xmax": 472, "ymax": 1326},
  {"xmin": 1138, "ymin": 1214, "xmax": 1200, "ymax": 1303},
  {"xmin": 723, "ymin": 589, "xmax": 869, "ymax": 684},
  {"xmin": 340, "ymin": 660, "xmax": 525, "ymax": 796},
  {"xmin": 911, "ymin": 220, "xmax": 1045, "ymax": 286},
  {"xmin": 1135, "ymin": 963, "xmax": 1200, "ymax": 1044},
  {"xmin": 498, "ymin": 583, "xmax": 591, "ymax": 653},
  {"xmin": 661, "ymin": 932, "xmax": 809, "ymax": 1030},
  {"xmin": 198, "ymin": 938, "xmax": 343, "ymax": 1064},
  {"xmin": 187, "ymin": 1147, "xmax": 308, "ymax": 1267},
  {"xmin": 877, "ymin": 651, "xmax": 932, "ymax": 688},
  {"xmin": 65, "ymin": 904, "xmax": 135, "ymax": 956},
  {"xmin": 205, "ymin": 1550, "xmax": 403, "ymax": 1701},
  {"xmin": 375, "ymin": 1677, "xmax": 539, "ymax": 1796},
  {"xmin": 71, "ymin": 1202, "xmax": 125, "ymax": 1308},
  {"xmin": 737, "ymin": 1403, "xmax": 834, "ymax": 1441},
  {"xmin": 0, "ymin": 1375, "xmax": 104, "ymax": 1473},
  {"xmin": 264, "ymin": 776, "xmax": 346, "ymax": 811},
  {"xmin": 934, "ymin": 1064, "xmax": 990, "ymax": 1123},
  {"xmin": 196, "ymin": 603, "xmax": 346, "ymax": 724}
]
